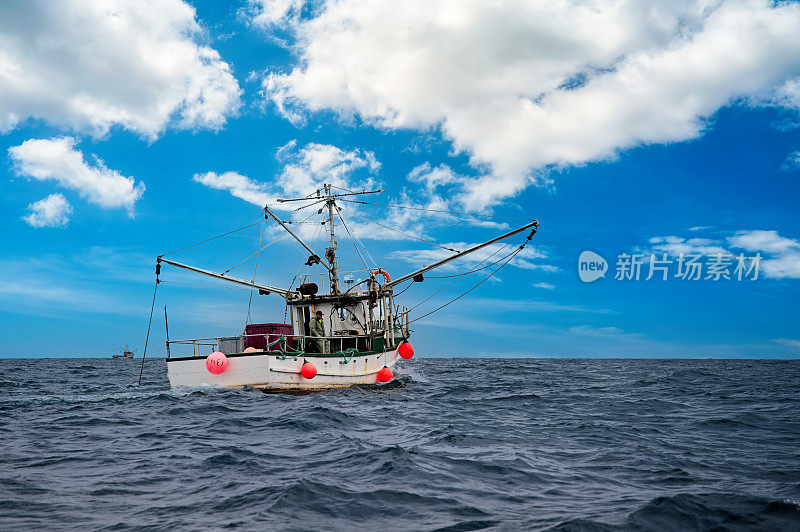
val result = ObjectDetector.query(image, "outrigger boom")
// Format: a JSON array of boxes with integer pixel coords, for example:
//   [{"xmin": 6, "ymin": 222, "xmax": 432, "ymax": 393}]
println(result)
[
  {"xmin": 264, "ymin": 206, "xmax": 332, "ymax": 275},
  {"xmin": 157, "ymin": 257, "xmax": 293, "ymax": 298},
  {"xmin": 387, "ymin": 220, "xmax": 539, "ymax": 288}
]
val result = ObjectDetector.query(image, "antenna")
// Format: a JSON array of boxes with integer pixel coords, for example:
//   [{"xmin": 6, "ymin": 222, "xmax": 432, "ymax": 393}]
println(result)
[{"xmin": 274, "ymin": 185, "xmax": 384, "ymax": 295}]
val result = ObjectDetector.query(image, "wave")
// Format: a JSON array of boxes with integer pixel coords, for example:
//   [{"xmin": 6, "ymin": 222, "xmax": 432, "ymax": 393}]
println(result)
[{"xmin": 549, "ymin": 493, "xmax": 800, "ymax": 531}]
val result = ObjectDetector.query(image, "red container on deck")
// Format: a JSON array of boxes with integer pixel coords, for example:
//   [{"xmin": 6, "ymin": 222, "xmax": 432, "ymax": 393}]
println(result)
[{"xmin": 244, "ymin": 323, "xmax": 295, "ymax": 351}]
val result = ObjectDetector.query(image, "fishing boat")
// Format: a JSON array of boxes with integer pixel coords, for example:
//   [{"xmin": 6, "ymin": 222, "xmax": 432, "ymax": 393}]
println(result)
[
  {"xmin": 142, "ymin": 184, "xmax": 538, "ymax": 391},
  {"xmin": 113, "ymin": 345, "xmax": 135, "ymax": 359}
]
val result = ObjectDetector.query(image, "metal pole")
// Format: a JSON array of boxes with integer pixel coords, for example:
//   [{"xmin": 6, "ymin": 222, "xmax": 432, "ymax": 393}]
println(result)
[
  {"xmin": 164, "ymin": 305, "xmax": 171, "ymax": 359},
  {"xmin": 158, "ymin": 257, "xmax": 291, "ymax": 296},
  {"xmin": 387, "ymin": 220, "xmax": 538, "ymax": 288},
  {"xmin": 325, "ymin": 184, "xmax": 340, "ymax": 294},
  {"xmin": 276, "ymin": 189, "xmax": 384, "ymax": 203},
  {"xmin": 264, "ymin": 206, "xmax": 334, "ymax": 275}
]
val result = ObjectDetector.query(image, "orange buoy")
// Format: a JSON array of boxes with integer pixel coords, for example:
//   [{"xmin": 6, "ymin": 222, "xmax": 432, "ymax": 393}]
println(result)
[
  {"xmin": 244, "ymin": 347, "xmax": 258, "ymax": 353},
  {"xmin": 377, "ymin": 366, "xmax": 393, "ymax": 382},
  {"xmin": 206, "ymin": 351, "xmax": 228, "ymax": 374},
  {"xmin": 398, "ymin": 342, "xmax": 414, "ymax": 359},
  {"xmin": 301, "ymin": 361, "xmax": 317, "ymax": 379}
]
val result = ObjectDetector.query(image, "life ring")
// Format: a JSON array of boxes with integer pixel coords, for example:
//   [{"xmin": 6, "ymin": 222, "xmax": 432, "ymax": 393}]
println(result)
[{"xmin": 372, "ymin": 268, "xmax": 391, "ymax": 284}]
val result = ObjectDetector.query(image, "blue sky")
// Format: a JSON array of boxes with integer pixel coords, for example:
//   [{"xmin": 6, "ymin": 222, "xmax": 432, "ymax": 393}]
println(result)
[{"xmin": 1, "ymin": 0, "xmax": 799, "ymax": 357}]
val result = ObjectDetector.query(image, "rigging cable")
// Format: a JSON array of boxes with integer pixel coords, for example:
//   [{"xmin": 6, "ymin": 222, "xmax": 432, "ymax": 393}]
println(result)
[
  {"xmin": 425, "ymin": 259, "xmax": 510, "ymax": 278},
  {"xmin": 407, "ymin": 239, "xmax": 515, "ymax": 312},
  {"xmin": 392, "ymin": 279, "xmax": 416, "ymax": 297},
  {"xmin": 338, "ymin": 207, "xmax": 379, "ymax": 269},
  {"xmin": 222, "ymin": 210, "xmax": 319, "ymax": 276},
  {"xmin": 284, "ymin": 220, "xmax": 324, "ymax": 323},
  {"xmin": 223, "ymin": 232, "xmax": 285, "ymax": 276},
  {"xmin": 159, "ymin": 220, "xmax": 262, "ymax": 257},
  {"xmin": 137, "ymin": 277, "xmax": 159, "ymax": 386},
  {"xmin": 291, "ymin": 198, "xmax": 328, "ymax": 212},
  {"xmin": 334, "ymin": 207, "xmax": 371, "ymax": 273},
  {"xmin": 408, "ymin": 238, "xmax": 530, "ymax": 325},
  {"xmin": 338, "ymin": 198, "xmax": 533, "ymax": 221},
  {"xmin": 344, "ymin": 209, "xmax": 460, "ymax": 253}
]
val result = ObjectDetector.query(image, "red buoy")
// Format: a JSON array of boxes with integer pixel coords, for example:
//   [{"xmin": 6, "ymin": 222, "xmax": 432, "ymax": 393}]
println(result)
[
  {"xmin": 301, "ymin": 361, "xmax": 317, "ymax": 379},
  {"xmin": 206, "ymin": 351, "xmax": 228, "ymax": 375},
  {"xmin": 377, "ymin": 367, "xmax": 393, "ymax": 382},
  {"xmin": 398, "ymin": 342, "xmax": 414, "ymax": 359}
]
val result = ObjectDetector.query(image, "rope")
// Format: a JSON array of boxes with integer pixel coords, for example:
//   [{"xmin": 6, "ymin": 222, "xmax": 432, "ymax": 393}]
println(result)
[
  {"xmin": 137, "ymin": 280, "xmax": 159, "ymax": 385},
  {"xmin": 425, "ymin": 259, "xmax": 507, "ymax": 278},
  {"xmin": 224, "ymin": 233, "xmax": 285, "ymax": 276},
  {"xmin": 345, "ymin": 210, "xmax": 460, "ymax": 253},
  {"xmin": 340, "ymin": 211, "xmax": 378, "ymax": 269},
  {"xmin": 338, "ymin": 198, "xmax": 534, "ymax": 221},
  {"xmin": 292, "ymin": 198, "xmax": 328, "ymax": 212},
  {"xmin": 408, "ymin": 245, "xmax": 525, "ymax": 324},
  {"xmin": 335, "ymin": 208, "xmax": 371, "ymax": 272},
  {"xmin": 284, "ymin": 220, "xmax": 324, "ymax": 324},
  {"xmin": 223, "ymin": 210, "xmax": 318, "ymax": 276},
  {"xmin": 408, "ymin": 240, "xmax": 514, "ymax": 312},
  {"xmin": 159, "ymin": 220, "xmax": 261, "ymax": 257},
  {"xmin": 392, "ymin": 280, "xmax": 415, "ymax": 297}
]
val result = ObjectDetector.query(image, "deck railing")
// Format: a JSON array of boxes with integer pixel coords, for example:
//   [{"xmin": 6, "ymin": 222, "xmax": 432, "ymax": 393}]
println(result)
[{"xmin": 166, "ymin": 331, "xmax": 386, "ymax": 358}]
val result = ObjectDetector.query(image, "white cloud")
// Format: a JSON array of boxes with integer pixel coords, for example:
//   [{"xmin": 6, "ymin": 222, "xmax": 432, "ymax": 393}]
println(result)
[
  {"xmin": 194, "ymin": 141, "xmax": 393, "ymax": 243},
  {"xmin": 23, "ymin": 193, "xmax": 73, "ymax": 228},
  {"xmin": 727, "ymin": 230, "xmax": 799, "ymax": 255},
  {"xmin": 569, "ymin": 325, "xmax": 640, "ymax": 339},
  {"xmin": 194, "ymin": 141, "xmax": 531, "ymax": 251},
  {"xmin": 646, "ymin": 229, "xmax": 800, "ymax": 279},
  {"xmin": 259, "ymin": 0, "xmax": 800, "ymax": 208},
  {"xmin": 249, "ymin": 0, "xmax": 306, "ymax": 28},
  {"xmin": 648, "ymin": 236, "xmax": 728, "ymax": 257},
  {"xmin": 534, "ymin": 282, "xmax": 555, "ymax": 290},
  {"xmin": 727, "ymin": 230, "xmax": 800, "ymax": 278},
  {"xmin": 276, "ymin": 140, "xmax": 380, "ymax": 198},
  {"xmin": 0, "ymin": 0, "xmax": 241, "ymax": 138},
  {"xmin": 193, "ymin": 171, "xmax": 273, "ymax": 206},
  {"xmin": 9, "ymin": 137, "xmax": 145, "ymax": 213},
  {"xmin": 408, "ymin": 163, "xmax": 462, "ymax": 192},
  {"xmin": 782, "ymin": 150, "xmax": 800, "ymax": 171},
  {"xmin": 194, "ymin": 141, "xmax": 380, "ymax": 209},
  {"xmin": 775, "ymin": 338, "xmax": 800, "ymax": 350}
]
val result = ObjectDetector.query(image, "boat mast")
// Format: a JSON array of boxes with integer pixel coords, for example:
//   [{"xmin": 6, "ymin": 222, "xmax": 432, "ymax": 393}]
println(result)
[
  {"xmin": 324, "ymin": 184, "xmax": 340, "ymax": 294},
  {"xmin": 274, "ymin": 186, "xmax": 384, "ymax": 296}
]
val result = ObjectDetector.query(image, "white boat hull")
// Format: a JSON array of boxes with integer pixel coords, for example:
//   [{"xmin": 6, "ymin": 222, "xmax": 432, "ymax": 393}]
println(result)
[{"xmin": 166, "ymin": 349, "xmax": 401, "ymax": 391}]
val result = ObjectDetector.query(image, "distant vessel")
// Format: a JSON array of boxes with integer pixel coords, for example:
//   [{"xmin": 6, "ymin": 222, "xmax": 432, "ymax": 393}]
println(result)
[
  {"xmin": 113, "ymin": 346, "xmax": 135, "ymax": 359},
  {"xmin": 146, "ymin": 184, "xmax": 538, "ymax": 391}
]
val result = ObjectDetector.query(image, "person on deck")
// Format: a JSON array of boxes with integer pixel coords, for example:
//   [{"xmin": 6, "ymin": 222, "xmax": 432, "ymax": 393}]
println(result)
[{"xmin": 309, "ymin": 310, "xmax": 326, "ymax": 353}]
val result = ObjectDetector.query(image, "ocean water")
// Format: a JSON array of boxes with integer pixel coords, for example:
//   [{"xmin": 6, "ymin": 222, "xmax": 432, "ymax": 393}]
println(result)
[{"xmin": 1, "ymin": 358, "xmax": 800, "ymax": 531}]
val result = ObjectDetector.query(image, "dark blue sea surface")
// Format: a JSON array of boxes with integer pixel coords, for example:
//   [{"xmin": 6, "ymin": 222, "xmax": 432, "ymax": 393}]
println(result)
[{"xmin": 2, "ymin": 358, "xmax": 800, "ymax": 531}]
